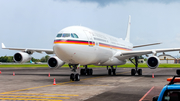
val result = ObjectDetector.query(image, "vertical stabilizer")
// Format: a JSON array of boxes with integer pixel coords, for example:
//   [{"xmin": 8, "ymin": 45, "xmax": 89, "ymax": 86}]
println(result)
[{"xmin": 125, "ymin": 15, "xmax": 131, "ymax": 42}]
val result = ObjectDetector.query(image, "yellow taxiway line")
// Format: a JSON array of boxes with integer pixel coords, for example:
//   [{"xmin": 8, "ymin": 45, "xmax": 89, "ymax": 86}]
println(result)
[
  {"xmin": 0, "ymin": 95, "xmax": 70, "ymax": 99},
  {"xmin": 1, "ymin": 81, "xmax": 74, "ymax": 94},
  {"xmin": 0, "ymin": 93, "xmax": 79, "ymax": 96},
  {"xmin": 0, "ymin": 71, "xmax": 130, "ymax": 95},
  {"xmin": 0, "ymin": 98, "xmax": 62, "ymax": 101}
]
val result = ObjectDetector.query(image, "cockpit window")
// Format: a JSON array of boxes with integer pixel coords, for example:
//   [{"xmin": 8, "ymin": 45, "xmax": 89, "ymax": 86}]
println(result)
[
  {"xmin": 71, "ymin": 33, "xmax": 79, "ymax": 38},
  {"xmin": 71, "ymin": 33, "xmax": 75, "ymax": 38},
  {"xmin": 73, "ymin": 34, "xmax": 78, "ymax": 38},
  {"xmin": 56, "ymin": 33, "xmax": 78, "ymax": 38},
  {"xmin": 56, "ymin": 34, "xmax": 62, "ymax": 37},
  {"xmin": 62, "ymin": 33, "xmax": 70, "ymax": 37}
]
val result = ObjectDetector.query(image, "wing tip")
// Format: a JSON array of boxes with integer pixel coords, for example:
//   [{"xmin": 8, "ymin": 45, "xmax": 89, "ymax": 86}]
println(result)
[{"xmin": 1, "ymin": 43, "xmax": 6, "ymax": 49}]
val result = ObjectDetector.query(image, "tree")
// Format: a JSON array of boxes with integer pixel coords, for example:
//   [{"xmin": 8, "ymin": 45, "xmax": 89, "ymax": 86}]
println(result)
[
  {"xmin": 0, "ymin": 56, "xmax": 13, "ymax": 62},
  {"xmin": 138, "ymin": 56, "xmax": 144, "ymax": 59},
  {"xmin": 40, "ymin": 55, "xmax": 50, "ymax": 62},
  {"xmin": 45, "ymin": 55, "xmax": 50, "ymax": 61},
  {"xmin": 31, "ymin": 57, "xmax": 40, "ymax": 62}
]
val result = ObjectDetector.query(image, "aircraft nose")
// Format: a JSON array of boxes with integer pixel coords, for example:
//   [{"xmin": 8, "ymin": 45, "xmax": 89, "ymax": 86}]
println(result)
[
  {"xmin": 53, "ymin": 44, "xmax": 68, "ymax": 55},
  {"xmin": 53, "ymin": 44, "xmax": 75, "ymax": 60}
]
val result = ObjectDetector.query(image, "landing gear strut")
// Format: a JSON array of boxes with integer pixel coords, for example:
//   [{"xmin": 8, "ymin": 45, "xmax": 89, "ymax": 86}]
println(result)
[
  {"xmin": 69, "ymin": 64, "xmax": 80, "ymax": 81},
  {"xmin": 107, "ymin": 66, "xmax": 117, "ymax": 75},
  {"xmin": 129, "ymin": 56, "xmax": 142, "ymax": 76},
  {"xmin": 80, "ymin": 65, "xmax": 93, "ymax": 75}
]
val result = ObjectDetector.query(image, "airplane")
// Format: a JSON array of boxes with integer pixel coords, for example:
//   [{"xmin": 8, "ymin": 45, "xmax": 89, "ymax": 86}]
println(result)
[{"xmin": 2, "ymin": 15, "xmax": 180, "ymax": 81}]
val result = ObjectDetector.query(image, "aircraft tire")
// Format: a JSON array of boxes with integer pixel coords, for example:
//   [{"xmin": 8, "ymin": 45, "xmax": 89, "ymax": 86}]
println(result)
[
  {"xmin": 75, "ymin": 73, "xmax": 80, "ymax": 81},
  {"xmin": 176, "ymin": 69, "xmax": 180, "ymax": 75},
  {"xmin": 89, "ymin": 69, "xmax": 93, "ymax": 75},
  {"xmin": 131, "ymin": 69, "xmax": 136, "ymax": 76},
  {"xmin": 137, "ymin": 69, "xmax": 142, "ymax": 75},
  {"xmin": 108, "ymin": 69, "xmax": 112, "ymax": 75},
  {"xmin": 70, "ymin": 73, "xmax": 75, "ymax": 81},
  {"xmin": 80, "ymin": 69, "xmax": 85, "ymax": 75},
  {"xmin": 112, "ymin": 69, "xmax": 116, "ymax": 75},
  {"xmin": 87, "ymin": 69, "xmax": 90, "ymax": 75}
]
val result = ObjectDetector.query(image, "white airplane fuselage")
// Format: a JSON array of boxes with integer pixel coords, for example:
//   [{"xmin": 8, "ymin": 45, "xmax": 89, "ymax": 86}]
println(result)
[{"xmin": 53, "ymin": 26, "xmax": 133, "ymax": 66}]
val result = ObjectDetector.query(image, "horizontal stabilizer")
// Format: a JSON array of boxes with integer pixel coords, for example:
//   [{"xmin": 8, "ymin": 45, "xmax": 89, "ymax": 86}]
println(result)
[{"xmin": 133, "ymin": 42, "xmax": 161, "ymax": 48}]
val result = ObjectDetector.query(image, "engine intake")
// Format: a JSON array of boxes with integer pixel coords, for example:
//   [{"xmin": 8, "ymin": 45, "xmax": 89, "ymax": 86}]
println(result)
[
  {"xmin": 13, "ymin": 52, "xmax": 32, "ymax": 63},
  {"xmin": 147, "ymin": 56, "xmax": 160, "ymax": 69},
  {"xmin": 48, "ymin": 56, "xmax": 65, "ymax": 68}
]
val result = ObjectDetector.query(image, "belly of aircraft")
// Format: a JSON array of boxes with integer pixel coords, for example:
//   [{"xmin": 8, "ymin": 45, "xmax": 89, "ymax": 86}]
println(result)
[{"xmin": 53, "ymin": 44, "xmax": 112, "ymax": 65}]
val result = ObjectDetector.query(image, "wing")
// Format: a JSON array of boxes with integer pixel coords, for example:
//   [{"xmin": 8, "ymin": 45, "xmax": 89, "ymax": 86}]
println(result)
[
  {"xmin": 133, "ymin": 42, "xmax": 161, "ymax": 48},
  {"xmin": 2, "ymin": 43, "xmax": 54, "ymax": 54},
  {"xmin": 115, "ymin": 48, "xmax": 180, "ymax": 60}
]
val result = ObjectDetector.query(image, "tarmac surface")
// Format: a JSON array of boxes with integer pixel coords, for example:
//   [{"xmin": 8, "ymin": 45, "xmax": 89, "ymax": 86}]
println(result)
[{"xmin": 0, "ymin": 67, "xmax": 178, "ymax": 101}]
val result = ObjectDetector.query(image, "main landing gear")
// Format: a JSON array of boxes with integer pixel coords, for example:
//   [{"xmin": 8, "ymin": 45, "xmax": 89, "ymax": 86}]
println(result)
[
  {"xmin": 80, "ymin": 65, "xmax": 93, "ymax": 75},
  {"xmin": 129, "ymin": 56, "xmax": 142, "ymax": 76},
  {"xmin": 107, "ymin": 66, "xmax": 117, "ymax": 75},
  {"xmin": 69, "ymin": 64, "xmax": 80, "ymax": 81}
]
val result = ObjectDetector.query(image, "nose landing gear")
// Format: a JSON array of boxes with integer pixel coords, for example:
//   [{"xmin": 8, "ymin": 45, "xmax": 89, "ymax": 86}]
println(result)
[{"xmin": 69, "ymin": 64, "xmax": 80, "ymax": 81}]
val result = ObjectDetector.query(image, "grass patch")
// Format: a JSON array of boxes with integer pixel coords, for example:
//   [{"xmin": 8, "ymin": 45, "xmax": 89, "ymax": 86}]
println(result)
[
  {"xmin": 0, "ymin": 64, "xmax": 49, "ymax": 68},
  {"xmin": 0, "ymin": 63, "xmax": 180, "ymax": 68}
]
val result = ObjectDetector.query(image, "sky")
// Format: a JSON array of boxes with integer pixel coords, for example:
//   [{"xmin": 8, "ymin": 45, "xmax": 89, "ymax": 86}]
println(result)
[{"xmin": 0, "ymin": 0, "xmax": 180, "ymax": 59}]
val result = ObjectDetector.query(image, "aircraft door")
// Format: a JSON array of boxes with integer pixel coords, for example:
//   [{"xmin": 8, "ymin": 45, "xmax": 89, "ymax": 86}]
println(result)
[{"xmin": 84, "ymin": 30, "xmax": 95, "ymax": 47}]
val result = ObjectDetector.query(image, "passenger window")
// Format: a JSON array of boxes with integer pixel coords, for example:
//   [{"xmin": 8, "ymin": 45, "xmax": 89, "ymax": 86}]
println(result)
[
  {"xmin": 62, "ymin": 33, "xmax": 70, "ymax": 37},
  {"xmin": 73, "ymin": 34, "xmax": 79, "ymax": 38},
  {"xmin": 56, "ymin": 34, "xmax": 62, "ymax": 37}
]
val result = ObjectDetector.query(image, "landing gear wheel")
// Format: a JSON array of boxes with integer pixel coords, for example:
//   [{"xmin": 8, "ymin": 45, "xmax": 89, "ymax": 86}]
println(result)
[
  {"xmin": 89, "ymin": 69, "xmax": 93, "ymax": 75},
  {"xmin": 75, "ymin": 74, "xmax": 80, "ymax": 81},
  {"xmin": 108, "ymin": 69, "xmax": 112, "ymax": 75},
  {"xmin": 112, "ymin": 69, "xmax": 116, "ymax": 75},
  {"xmin": 87, "ymin": 69, "xmax": 90, "ymax": 75},
  {"xmin": 131, "ymin": 69, "xmax": 136, "ymax": 76},
  {"xmin": 70, "ymin": 73, "xmax": 75, "ymax": 81},
  {"xmin": 80, "ymin": 69, "xmax": 85, "ymax": 75},
  {"xmin": 86, "ymin": 69, "xmax": 93, "ymax": 75},
  {"xmin": 176, "ymin": 69, "xmax": 180, "ymax": 75},
  {"xmin": 137, "ymin": 69, "xmax": 142, "ymax": 75}
]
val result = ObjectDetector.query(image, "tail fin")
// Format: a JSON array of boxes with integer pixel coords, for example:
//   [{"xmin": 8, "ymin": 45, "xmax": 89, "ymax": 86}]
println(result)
[
  {"xmin": 1, "ymin": 43, "xmax": 6, "ymax": 49},
  {"xmin": 125, "ymin": 15, "xmax": 131, "ymax": 42}
]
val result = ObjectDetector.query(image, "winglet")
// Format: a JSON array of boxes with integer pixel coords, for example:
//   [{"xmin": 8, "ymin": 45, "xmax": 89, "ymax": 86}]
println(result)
[
  {"xmin": 125, "ymin": 15, "xmax": 131, "ymax": 42},
  {"xmin": 1, "ymin": 43, "xmax": 6, "ymax": 49}
]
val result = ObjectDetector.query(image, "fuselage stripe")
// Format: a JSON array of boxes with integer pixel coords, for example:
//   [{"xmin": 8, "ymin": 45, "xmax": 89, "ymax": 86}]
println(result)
[{"xmin": 54, "ymin": 39, "xmax": 132, "ymax": 51}]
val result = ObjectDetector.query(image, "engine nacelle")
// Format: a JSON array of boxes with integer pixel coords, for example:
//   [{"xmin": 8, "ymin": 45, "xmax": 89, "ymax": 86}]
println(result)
[
  {"xmin": 147, "ymin": 56, "xmax": 160, "ymax": 69},
  {"xmin": 13, "ymin": 52, "xmax": 32, "ymax": 63},
  {"xmin": 48, "ymin": 56, "xmax": 65, "ymax": 68}
]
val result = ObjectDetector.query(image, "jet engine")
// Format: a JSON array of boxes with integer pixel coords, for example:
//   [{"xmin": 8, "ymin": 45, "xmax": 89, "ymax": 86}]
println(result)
[
  {"xmin": 48, "ymin": 56, "xmax": 65, "ymax": 68},
  {"xmin": 147, "ymin": 56, "xmax": 160, "ymax": 69},
  {"xmin": 13, "ymin": 52, "xmax": 32, "ymax": 63}
]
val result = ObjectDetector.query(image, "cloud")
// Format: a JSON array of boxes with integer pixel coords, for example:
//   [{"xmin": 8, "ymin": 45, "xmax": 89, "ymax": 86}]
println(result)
[{"xmin": 56, "ymin": 0, "xmax": 180, "ymax": 6}]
